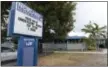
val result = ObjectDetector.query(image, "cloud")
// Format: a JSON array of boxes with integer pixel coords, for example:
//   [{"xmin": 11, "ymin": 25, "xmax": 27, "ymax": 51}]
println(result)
[{"xmin": 68, "ymin": 2, "xmax": 107, "ymax": 36}]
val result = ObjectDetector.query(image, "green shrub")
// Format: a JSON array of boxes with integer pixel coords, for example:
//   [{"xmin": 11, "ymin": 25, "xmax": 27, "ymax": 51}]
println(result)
[{"xmin": 88, "ymin": 46, "xmax": 96, "ymax": 50}]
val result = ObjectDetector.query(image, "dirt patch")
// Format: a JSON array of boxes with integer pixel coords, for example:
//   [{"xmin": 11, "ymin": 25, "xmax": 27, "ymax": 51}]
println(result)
[{"xmin": 38, "ymin": 53, "xmax": 107, "ymax": 66}]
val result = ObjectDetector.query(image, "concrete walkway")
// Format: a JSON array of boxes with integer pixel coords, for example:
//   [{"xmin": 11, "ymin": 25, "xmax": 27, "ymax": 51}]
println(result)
[
  {"xmin": 54, "ymin": 49, "xmax": 107, "ymax": 54},
  {"xmin": 102, "ymin": 49, "xmax": 107, "ymax": 54}
]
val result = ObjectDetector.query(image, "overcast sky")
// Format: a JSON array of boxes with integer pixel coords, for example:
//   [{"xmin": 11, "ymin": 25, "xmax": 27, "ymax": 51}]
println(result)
[{"xmin": 68, "ymin": 2, "xmax": 107, "ymax": 37}]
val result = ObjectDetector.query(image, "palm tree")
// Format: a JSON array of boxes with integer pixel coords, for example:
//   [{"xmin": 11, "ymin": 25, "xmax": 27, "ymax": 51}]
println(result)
[{"xmin": 82, "ymin": 21, "xmax": 107, "ymax": 50}]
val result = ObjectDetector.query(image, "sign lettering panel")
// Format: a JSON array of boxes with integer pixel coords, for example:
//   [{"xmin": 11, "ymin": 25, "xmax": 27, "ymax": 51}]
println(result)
[{"xmin": 8, "ymin": 2, "xmax": 43, "ymax": 37}]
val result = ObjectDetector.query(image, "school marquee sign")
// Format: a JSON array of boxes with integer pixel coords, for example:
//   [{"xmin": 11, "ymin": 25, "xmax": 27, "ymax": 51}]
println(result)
[
  {"xmin": 7, "ymin": 2, "xmax": 43, "ymax": 66},
  {"xmin": 8, "ymin": 2, "xmax": 43, "ymax": 37}
]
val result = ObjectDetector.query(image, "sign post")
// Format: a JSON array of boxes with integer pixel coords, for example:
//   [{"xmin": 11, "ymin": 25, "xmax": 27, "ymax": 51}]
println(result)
[
  {"xmin": 17, "ymin": 36, "xmax": 38, "ymax": 66},
  {"xmin": 7, "ymin": 2, "xmax": 43, "ymax": 66}
]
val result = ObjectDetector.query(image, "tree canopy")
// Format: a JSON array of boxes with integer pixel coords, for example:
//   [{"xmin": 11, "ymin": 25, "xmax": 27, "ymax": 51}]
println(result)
[
  {"xmin": 82, "ymin": 21, "xmax": 107, "ymax": 50},
  {"xmin": 82, "ymin": 21, "xmax": 107, "ymax": 39},
  {"xmin": 1, "ymin": 2, "xmax": 11, "ymax": 43},
  {"xmin": 1, "ymin": 1, "xmax": 76, "ymax": 43},
  {"xmin": 26, "ymin": 2, "xmax": 76, "ymax": 41}
]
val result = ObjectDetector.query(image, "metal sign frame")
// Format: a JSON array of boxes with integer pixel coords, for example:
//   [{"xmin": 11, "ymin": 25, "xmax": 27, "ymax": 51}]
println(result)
[{"xmin": 17, "ymin": 36, "xmax": 38, "ymax": 66}]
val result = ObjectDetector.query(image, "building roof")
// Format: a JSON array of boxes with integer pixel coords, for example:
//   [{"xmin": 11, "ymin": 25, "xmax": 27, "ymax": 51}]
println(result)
[{"xmin": 66, "ymin": 36, "xmax": 86, "ymax": 39}]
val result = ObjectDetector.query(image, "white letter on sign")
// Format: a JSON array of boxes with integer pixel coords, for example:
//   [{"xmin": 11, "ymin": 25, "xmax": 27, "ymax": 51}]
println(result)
[{"xmin": 26, "ymin": 42, "xmax": 33, "ymax": 46}]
